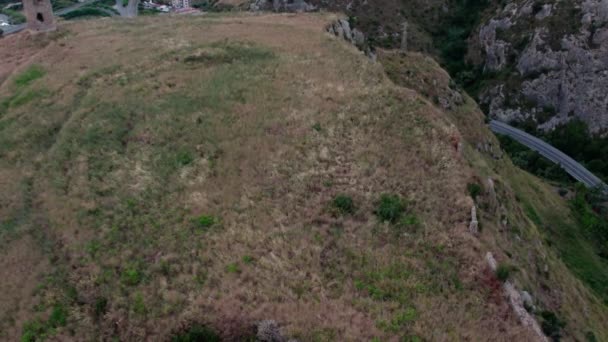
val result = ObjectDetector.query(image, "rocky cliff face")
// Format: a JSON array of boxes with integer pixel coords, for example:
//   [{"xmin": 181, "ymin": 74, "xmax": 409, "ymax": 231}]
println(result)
[{"xmin": 474, "ymin": 0, "xmax": 608, "ymax": 135}]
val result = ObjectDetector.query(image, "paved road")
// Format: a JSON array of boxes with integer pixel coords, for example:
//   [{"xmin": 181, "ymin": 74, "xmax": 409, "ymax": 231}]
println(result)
[
  {"xmin": 490, "ymin": 120, "xmax": 607, "ymax": 189},
  {"xmin": 1, "ymin": 0, "xmax": 100, "ymax": 36}
]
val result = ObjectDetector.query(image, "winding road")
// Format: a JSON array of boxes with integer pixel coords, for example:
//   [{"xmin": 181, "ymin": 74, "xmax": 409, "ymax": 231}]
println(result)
[{"xmin": 490, "ymin": 120, "xmax": 607, "ymax": 189}]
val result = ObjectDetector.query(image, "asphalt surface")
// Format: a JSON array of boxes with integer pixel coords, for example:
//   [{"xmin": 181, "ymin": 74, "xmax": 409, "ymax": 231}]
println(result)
[
  {"xmin": 1, "ymin": 0, "xmax": 99, "ymax": 36},
  {"xmin": 489, "ymin": 120, "xmax": 606, "ymax": 189}
]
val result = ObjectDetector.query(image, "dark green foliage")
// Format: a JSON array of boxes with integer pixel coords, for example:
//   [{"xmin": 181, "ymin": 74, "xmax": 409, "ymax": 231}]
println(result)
[
  {"xmin": 132, "ymin": 293, "xmax": 146, "ymax": 315},
  {"xmin": 570, "ymin": 186, "xmax": 608, "ymax": 261},
  {"xmin": 195, "ymin": 215, "xmax": 216, "ymax": 229},
  {"xmin": 585, "ymin": 331, "xmax": 598, "ymax": 342},
  {"xmin": 21, "ymin": 319, "xmax": 47, "ymax": 342},
  {"xmin": 540, "ymin": 311, "xmax": 565, "ymax": 341},
  {"xmin": 433, "ymin": 0, "xmax": 492, "ymax": 88},
  {"xmin": 61, "ymin": 7, "xmax": 111, "ymax": 20},
  {"xmin": 94, "ymin": 297, "xmax": 108, "ymax": 318},
  {"xmin": 467, "ymin": 182, "xmax": 482, "ymax": 200},
  {"xmin": 48, "ymin": 304, "xmax": 68, "ymax": 328},
  {"xmin": 225, "ymin": 263, "xmax": 240, "ymax": 273},
  {"xmin": 121, "ymin": 267, "xmax": 142, "ymax": 286},
  {"xmin": 332, "ymin": 195, "xmax": 355, "ymax": 215},
  {"xmin": 1, "ymin": 8, "xmax": 25, "ymax": 24},
  {"xmin": 399, "ymin": 214, "xmax": 421, "ymax": 229},
  {"xmin": 172, "ymin": 325, "xmax": 221, "ymax": 342},
  {"xmin": 545, "ymin": 120, "xmax": 608, "ymax": 183},
  {"xmin": 375, "ymin": 194, "xmax": 405, "ymax": 224},
  {"xmin": 51, "ymin": 0, "xmax": 79, "ymax": 10},
  {"xmin": 524, "ymin": 203, "xmax": 542, "ymax": 226},
  {"xmin": 21, "ymin": 303, "xmax": 69, "ymax": 341},
  {"xmin": 495, "ymin": 264, "xmax": 510, "ymax": 282},
  {"xmin": 497, "ymin": 134, "xmax": 573, "ymax": 184},
  {"xmin": 508, "ymin": 120, "xmax": 608, "ymax": 185},
  {"xmin": 242, "ymin": 255, "xmax": 254, "ymax": 264},
  {"xmin": 176, "ymin": 150, "xmax": 194, "ymax": 166}
]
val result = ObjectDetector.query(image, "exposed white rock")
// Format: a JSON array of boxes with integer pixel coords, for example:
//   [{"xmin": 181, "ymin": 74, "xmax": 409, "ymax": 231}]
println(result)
[
  {"xmin": 485, "ymin": 252, "xmax": 547, "ymax": 342},
  {"xmin": 479, "ymin": 18, "xmax": 513, "ymax": 71},
  {"xmin": 535, "ymin": 4, "xmax": 553, "ymax": 20},
  {"xmin": 469, "ymin": 205, "xmax": 479, "ymax": 235}
]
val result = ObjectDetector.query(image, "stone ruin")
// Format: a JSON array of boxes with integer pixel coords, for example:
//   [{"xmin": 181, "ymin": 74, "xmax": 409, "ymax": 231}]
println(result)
[{"xmin": 23, "ymin": 0, "xmax": 56, "ymax": 32}]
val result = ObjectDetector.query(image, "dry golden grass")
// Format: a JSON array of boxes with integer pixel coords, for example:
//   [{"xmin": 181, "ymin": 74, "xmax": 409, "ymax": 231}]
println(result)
[{"xmin": 0, "ymin": 13, "xmax": 605, "ymax": 341}]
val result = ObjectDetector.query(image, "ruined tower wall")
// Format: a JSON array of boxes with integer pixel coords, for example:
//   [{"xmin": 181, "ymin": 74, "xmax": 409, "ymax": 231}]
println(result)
[{"xmin": 22, "ymin": 0, "xmax": 56, "ymax": 32}]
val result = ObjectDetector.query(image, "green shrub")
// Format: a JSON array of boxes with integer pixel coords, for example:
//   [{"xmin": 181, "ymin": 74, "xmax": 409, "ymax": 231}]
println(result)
[
  {"xmin": 195, "ymin": 215, "xmax": 216, "ymax": 229},
  {"xmin": 1, "ymin": 9, "xmax": 25, "ymax": 25},
  {"xmin": 226, "ymin": 263, "xmax": 240, "ymax": 273},
  {"xmin": 94, "ymin": 297, "xmax": 107, "ymax": 318},
  {"xmin": 375, "ymin": 194, "xmax": 405, "ymax": 223},
  {"xmin": 495, "ymin": 264, "xmax": 511, "ymax": 282},
  {"xmin": 242, "ymin": 255, "xmax": 254, "ymax": 264},
  {"xmin": 133, "ymin": 293, "xmax": 146, "ymax": 315},
  {"xmin": 21, "ymin": 303, "xmax": 69, "ymax": 341},
  {"xmin": 48, "ymin": 304, "xmax": 68, "ymax": 328},
  {"xmin": 21, "ymin": 319, "xmax": 46, "ymax": 342},
  {"xmin": 400, "ymin": 214, "xmax": 420, "ymax": 228},
  {"xmin": 333, "ymin": 194, "xmax": 355, "ymax": 215},
  {"xmin": 585, "ymin": 331, "xmax": 598, "ymax": 342},
  {"xmin": 540, "ymin": 310, "xmax": 565, "ymax": 340},
  {"xmin": 467, "ymin": 182, "xmax": 482, "ymax": 200},
  {"xmin": 176, "ymin": 150, "xmax": 194, "ymax": 166},
  {"xmin": 60, "ymin": 7, "xmax": 111, "ymax": 20},
  {"xmin": 121, "ymin": 267, "xmax": 142, "ymax": 286},
  {"xmin": 172, "ymin": 324, "xmax": 220, "ymax": 342}
]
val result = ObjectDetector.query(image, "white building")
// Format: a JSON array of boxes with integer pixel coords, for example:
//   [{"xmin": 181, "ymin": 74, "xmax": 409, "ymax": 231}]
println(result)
[{"xmin": 172, "ymin": 0, "xmax": 190, "ymax": 9}]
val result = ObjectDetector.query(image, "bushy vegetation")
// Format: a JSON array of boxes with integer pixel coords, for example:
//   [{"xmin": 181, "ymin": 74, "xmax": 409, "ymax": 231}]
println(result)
[
  {"xmin": 51, "ymin": 0, "xmax": 79, "ymax": 10},
  {"xmin": 61, "ymin": 8, "xmax": 112, "ymax": 20},
  {"xmin": 21, "ymin": 304, "xmax": 69, "ymax": 341},
  {"xmin": 121, "ymin": 267, "xmax": 143, "ymax": 286},
  {"xmin": 544, "ymin": 120, "xmax": 608, "ymax": 183},
  {"xmin": 570, "ymin": 185, "xmax": 608, "ymax": 261},
  {"xmin": 172, "ymin": 325, "xmax": 220, "ymax": 342},
  {"xmin": 467, "ymin": 182, "xmax": 482, "ymax": 200},
  {"xmin": 497, "ymin": 134, "xmax": 572, "ymax": 184},
  {"xmin": 432, "ymin": 0, "xmax": 491, "ymax": 88},
  {"xmin": 374, "ymin": 194, "xmax": 405, "ymax": 224},
  {"xmin": 1, "ymin": 8, "xmax": 25, "ymax": 24},
  {"xmin": 332, "ymin": 194, "xmax": 355, "ymax": 215},
  {"xmin": 242, "ymin": 255, "xmax": 254, "ymax": 264},
  {"xmin": 540, "ymin": 310, "xmax": 565, "ymax": 341},
  {"xmin": 506, "ymin": 120, "xmax": 608, "ymax": 184},
  {"xmin": 195, "ymin": 215, "xmax": 216, "ymax": 229},
  {"xmin": 495, "ymin": 264, "xmax": 511, "ymax": 282}
]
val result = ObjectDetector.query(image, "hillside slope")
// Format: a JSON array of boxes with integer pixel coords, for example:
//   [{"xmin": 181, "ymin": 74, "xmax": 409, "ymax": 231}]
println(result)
[{"xmin": 0, "ymin": 13, "xmax": 606, "ymax": 341}]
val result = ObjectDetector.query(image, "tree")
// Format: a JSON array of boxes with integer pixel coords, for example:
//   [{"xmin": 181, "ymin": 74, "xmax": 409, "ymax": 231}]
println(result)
[{"xmin": 115, "ymin": 0, "xmax": 139, "ymax": 17}]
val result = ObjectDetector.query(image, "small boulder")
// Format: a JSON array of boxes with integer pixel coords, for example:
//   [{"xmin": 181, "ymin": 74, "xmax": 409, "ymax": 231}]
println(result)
[
  {"xmin": 521, "ymin": 290, "xmax": 535, "ymax": 311},
  {"xmin": 257, "ymin": 320, "xmax": 286, "ymax": 342}
]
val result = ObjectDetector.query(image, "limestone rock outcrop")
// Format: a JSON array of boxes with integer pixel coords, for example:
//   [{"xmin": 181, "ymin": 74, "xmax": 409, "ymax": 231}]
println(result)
[{"xmin": 476, "ymin": 0, "xmax": 608, "ymax": 135}]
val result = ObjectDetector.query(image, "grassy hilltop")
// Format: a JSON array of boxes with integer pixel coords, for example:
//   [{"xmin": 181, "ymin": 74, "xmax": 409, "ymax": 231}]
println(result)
[{"xmin": 0, "ymin": 13, "xmax": 607, "ymax": 341}]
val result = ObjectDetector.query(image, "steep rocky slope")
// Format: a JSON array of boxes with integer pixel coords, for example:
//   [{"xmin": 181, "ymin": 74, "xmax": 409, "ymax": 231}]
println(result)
[
  {"xmin": 0, "ymin": 13, "xmax": 607, "ymax": 341},
  {"xmin": 472, "ymin": 0, "xmax": 608, "ymax": 135}
]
